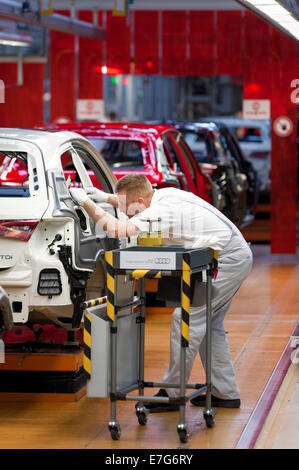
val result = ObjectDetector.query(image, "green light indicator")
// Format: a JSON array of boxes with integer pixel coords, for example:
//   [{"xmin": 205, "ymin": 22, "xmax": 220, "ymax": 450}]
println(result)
[{"xmin": 111, "ymin": 76, "xmax": 118, "ymax": 84}]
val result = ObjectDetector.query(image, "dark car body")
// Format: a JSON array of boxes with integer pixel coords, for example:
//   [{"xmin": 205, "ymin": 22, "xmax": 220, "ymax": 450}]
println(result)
[
  {"xmin": 200, "ymin": 119, "xmax": 260, "ymax": 216},
  {"xmin": 169, "ymin": 121, "xmax": 258, "ymax": 228}
]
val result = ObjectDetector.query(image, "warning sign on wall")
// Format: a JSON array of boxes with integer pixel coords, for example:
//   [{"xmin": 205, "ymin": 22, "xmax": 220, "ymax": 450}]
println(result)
[
  {"xmin": 273, "ymin": 116, "xmax": 294, "ymax": 137},
  {"xmin": 243, "ymin": 99, "xmax": 271, "ymax": 120},
  {"xmin": 77, "ymin": 100, "xmax": 104, "ymax": 121}
]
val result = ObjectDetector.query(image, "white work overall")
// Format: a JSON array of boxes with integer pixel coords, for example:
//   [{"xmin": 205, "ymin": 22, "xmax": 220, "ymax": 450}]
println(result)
[
  {"xmin": 162, "ymin": 200, "xmax": 253, "ymax": 399},
  {"xmin": 131, "ymin": 187, "xmax": 253, "ymax": 400}
]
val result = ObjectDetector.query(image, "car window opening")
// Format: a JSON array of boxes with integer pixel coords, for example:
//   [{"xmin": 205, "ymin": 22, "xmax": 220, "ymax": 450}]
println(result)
[
  {"xmin": 176, "ymin": 137, "xmax": 196, "ymax": 180},
  {"xmin": 89, "ymin": 138, "xmax": 144, "ymax": 171},
  {"xmin": 0, "ymin": 151, "xmax": 30, "ymax": 197},
  {"xmin": 163, "ymin": 136, "xmax": 183, "ymax": 172},
  {"xmin": 60, "ymin": 150, "xmax": 83, "ymax": 187},
  {"xmin": 182, "ymin": 131, "xmax": 223, "ymax": 164},
  {"xmin": 232, "ymin": 127, "xmax": 263, "ymax": 143}
]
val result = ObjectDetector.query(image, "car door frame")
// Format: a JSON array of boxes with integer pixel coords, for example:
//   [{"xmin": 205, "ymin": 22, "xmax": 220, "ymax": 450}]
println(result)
[
  {"xmin": 161, "ymin": 130, "xmax": 191, "ymax": 192},
  {"xmin": 49, "ymin": 138, "xmax": 118, "ymax": 272},
  {"xmin": 171, "ymin": 130, "xmax": 212, "ymax": 201}
]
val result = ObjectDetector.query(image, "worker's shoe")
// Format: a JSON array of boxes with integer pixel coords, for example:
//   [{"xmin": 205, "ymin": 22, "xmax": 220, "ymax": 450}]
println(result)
[
  {"xmin": 135, "ymin": 388, "xmax": 179, "ymax": 413},
  {"xmin": 190, "ymin": 393, "xmax": 240, "ymax": 409}
]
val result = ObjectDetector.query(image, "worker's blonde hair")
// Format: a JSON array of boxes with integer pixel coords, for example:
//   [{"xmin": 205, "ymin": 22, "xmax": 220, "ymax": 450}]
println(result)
[{"xmin": 116, "ymin": 173, "xmax": 153, "ymax": 199}]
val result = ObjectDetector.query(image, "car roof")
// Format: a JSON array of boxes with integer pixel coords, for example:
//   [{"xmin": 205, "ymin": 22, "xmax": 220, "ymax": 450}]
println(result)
[
  {"xmin": 0, "ymin": 128, "xmax": 87, "ymax": 148},
  {"xmin": 37, "ymin": 122, "xmax": 175, "ymax": 140},
  {"xmin": 203, "ymin": 117, "xmax": 270, "ymax": 127},
  {"xmin": 174, "ymin": 121, "xmax": 219, "ymax": 133}
]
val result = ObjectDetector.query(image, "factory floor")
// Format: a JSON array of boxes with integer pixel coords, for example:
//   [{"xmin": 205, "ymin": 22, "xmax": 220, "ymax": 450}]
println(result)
[{"xmin": 0, "ymin": 244, "xmax": 298, "ymax": 450}]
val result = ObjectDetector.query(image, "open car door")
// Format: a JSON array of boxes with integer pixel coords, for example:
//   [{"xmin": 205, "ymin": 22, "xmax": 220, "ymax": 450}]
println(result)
[{"xmin": 47, "ymin": 138, "xmax": 132, "ymax": 327}]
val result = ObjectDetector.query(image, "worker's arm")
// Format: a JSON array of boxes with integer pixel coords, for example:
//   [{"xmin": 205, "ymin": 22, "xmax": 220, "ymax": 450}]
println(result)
[
  {"xmin": 69, "ymin": 188, "xmax": 139, "ymax": 238},
  {"xmin": 86, "ymin": 186, "xmax": 119, "ymax": 208},
  {"xmin": 83, "ymin": 198, "xmax": 139, "ymax": 238}
]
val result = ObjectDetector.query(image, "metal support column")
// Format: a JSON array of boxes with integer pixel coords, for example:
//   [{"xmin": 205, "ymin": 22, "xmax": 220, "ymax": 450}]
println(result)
[
  {"xmin": 105, "ymin": 251, "xmax": 121, "ymax": 439},
  {"xmin": 138, "ymin": 277, "xmax": 146, "ymax": 397},
  {"xmin": 177, "ymin": 252, "xmax": 191, "ymax": 442},
  {"xmin": 203, "ymin": 267, "xmax": 216, "ymax": 427}
]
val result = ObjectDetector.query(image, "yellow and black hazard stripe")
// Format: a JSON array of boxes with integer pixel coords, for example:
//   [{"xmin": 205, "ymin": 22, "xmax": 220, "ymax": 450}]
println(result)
[
  {"xmin": 105, "ymin": 251, "xmax": 115, "ymax": 322},
  {"xmin": 181, "ymin": 252, "xmax": 191, "ymax": 348},
  {"xmin": 213, "ymin": 250, "xmax": 218, "ymax": 279},
  {"xmin": 83, "ymin": 296, "xmax": 107, "ymax": 309},
  {"xmin": 83, "ymin": 312, "xmax": 92, "ymax": 379},
  {"xmin": 131, "ymin": 270, "xmax": 161, "ymax": 279}
]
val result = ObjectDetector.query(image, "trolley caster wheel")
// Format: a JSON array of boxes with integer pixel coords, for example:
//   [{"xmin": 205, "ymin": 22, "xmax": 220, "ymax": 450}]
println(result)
[
  {"xmin": 108, "ymin": 422, "xmax": 121, "ymax": 440},
  {"xmin": 177, "ymin": 425, "xmax": 189, "ymax": 444},
  {"xmin": 137, "ymin": 411, "xmax": 148, "ymax": 426},
  {"xmin": 203, "ymin": 410, "xmax": 216, "ymax": 428},
  {"xmin": 136, "ymin": 405, "xmax": 148, "ymax": 426}
]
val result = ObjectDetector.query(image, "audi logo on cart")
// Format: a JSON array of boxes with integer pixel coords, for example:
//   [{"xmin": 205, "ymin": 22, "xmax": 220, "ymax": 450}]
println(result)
[
  {"xmin": 154, "ymin": 257, "xmax": 171, "ymax": 265},
  {"xmin": 0, "ymin": 255, "xmax": 12, "ymax": 260}
]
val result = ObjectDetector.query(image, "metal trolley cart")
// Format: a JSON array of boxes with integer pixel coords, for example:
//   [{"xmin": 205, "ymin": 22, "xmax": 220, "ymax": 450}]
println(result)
[{"xmin": 83, "ymin": 245, "xmax": 218, "ymax": 444}]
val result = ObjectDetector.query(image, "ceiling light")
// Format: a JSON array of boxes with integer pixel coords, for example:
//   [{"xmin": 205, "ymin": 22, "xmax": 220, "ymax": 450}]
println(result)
[
  {"xmin": 257, "ymin": 5, "xmax": 292, "ymax": 16},
  {"xmin": 0, "ymin": 30, "xmax": 32, "ymax": 46},
  {"xmin": 237, "ymin": 0, "xmax": 299, "ymax": 41},
  {"xmin": 249, "ymin": 1, "xmax": 280, "ymax": 5}
]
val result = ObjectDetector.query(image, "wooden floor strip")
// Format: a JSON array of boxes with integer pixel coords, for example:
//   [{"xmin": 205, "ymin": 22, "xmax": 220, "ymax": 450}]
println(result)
[
  {"xmin": 254, "ymin": 362, "xmax": 299, "ymax": 448},
  {"xmin": 235, "ymin": 322, "xmax": 299, "ymax": 449}
]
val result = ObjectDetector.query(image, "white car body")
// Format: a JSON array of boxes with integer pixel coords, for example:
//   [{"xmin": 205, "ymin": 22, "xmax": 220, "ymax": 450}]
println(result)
[
  {"xmin": 0, "ymin": 129, "xmax": 132, "ymax": 329},
  {"xmin": 207, "ymin": 117, "xmax": 271, "ymax": 192}
]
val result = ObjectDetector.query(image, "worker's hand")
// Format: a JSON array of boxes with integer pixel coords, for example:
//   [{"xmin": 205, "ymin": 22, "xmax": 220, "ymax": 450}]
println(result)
[
  {"xmin": 69, "ymin": 187, "xmax": 89, "ymax": 206},
  {"xmin": 86, "ymin": 186, "xmax": 109, "ymax": 203}
]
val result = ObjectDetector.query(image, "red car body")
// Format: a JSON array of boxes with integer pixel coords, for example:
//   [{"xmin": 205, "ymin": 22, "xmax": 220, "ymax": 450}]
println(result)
[{"xmin": 34, "ymin": 122, "xmax": 213, "ymax": 203}]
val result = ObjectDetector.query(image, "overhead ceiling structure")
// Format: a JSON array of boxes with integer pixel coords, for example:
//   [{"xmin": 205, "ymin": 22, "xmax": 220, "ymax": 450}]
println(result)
[
  {"xmin": 47, "ymin": 0, "xmax": 299, "ymax": 40},
  {"xmin": 50, "ymin": 0, "xmax": 243, "ymax": 9},
  {"xmin": 0, "ymin": 0, "xmax": 106, "ymax": 39},
  {"xmin": 0, "ymin": 28, "xmax": 32, "ymax": 46},
  {"xmin": 279, "ymin": 0, "xmax": 299, "ymax": 18},
  {"xmin": 235, "ymin": 0, "xmax": 299, "ymax": 40}
]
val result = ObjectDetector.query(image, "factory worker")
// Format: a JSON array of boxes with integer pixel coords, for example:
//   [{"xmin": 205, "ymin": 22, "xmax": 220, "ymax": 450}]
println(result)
[{"xmin": 70, "ymin": 173, "xmax": 252, "ymax": 411}]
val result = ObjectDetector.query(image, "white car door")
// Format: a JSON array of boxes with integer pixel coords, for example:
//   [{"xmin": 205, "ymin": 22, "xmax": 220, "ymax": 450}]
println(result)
[{"xmin": 48, "ymin": 140, "xmax": 119, "ymax": 273}]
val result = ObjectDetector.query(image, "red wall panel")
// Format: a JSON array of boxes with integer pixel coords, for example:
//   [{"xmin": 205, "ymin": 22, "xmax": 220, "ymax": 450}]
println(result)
[
  {"xmin": 78, "ymin": 10, "xmax": 103, "ymax": 99},
  {"xmin": 162, "ymin": 11, "xmax": 187, "ymax": 76},
  {"xmin": 270, "ymin": 30, "xmax": 298, "ymax": 253},
  {"xmin": 50, "ymin": 10, "xmax": 75, "ymax": 123},
  {"xmin": 188, "ymin": 11, "xmax": 215, "ymax": 75},
  {"xmin": 19, "ymin": 63, "xmax": 44, "ymax": 126},
  {"xmin": 0, "ymin": 63, "xmax": 17, "ymax": 126},
  {"xmin": 134, "ymin": 11, "xmax": 159, "ymax": 75},
  {"xmin": 217, "ymin": 11, "xmax": 243, "ymax": 75},
  {"xmin": 106, "ymin": 11, "xmax": 131, "ymax": 74},
  {"xmin": 0, "ymin": 63, "xmax": 44, "ymax": 127},
  {"xmin": 243, "ymin": 12, "xmax": 271, "ymax": 99},
  {"xmin": 243, "ymin": 11, "xmax": 297, "ymax": 253}
]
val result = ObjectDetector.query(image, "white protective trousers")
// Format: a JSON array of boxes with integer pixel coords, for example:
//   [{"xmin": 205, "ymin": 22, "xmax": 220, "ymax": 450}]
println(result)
[{"xmin": 162, "ymin": 232, "xmax": 253, "ymax": 400}]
